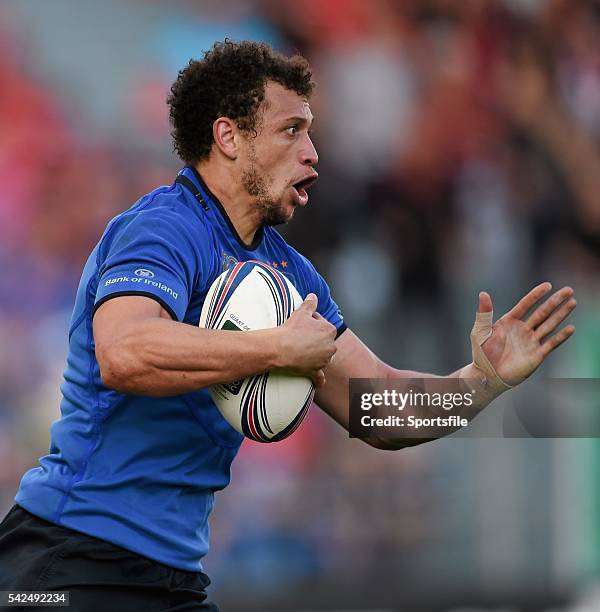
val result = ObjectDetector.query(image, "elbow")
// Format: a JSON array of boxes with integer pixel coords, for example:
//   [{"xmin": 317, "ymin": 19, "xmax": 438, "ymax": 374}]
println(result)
[
  {"xmin": 96, "ymin": 338, "xmax": 171, "ymax": 397},
  {"xmin": 98, "ymin": 362, "xmax": 125, "ymax": 392},
  {"xmin": 96, "ymin": 339, "xmax": 141, "ymax": 393},
  {"xmin": 97, "ymin": 347, "xmax": 129, "ymax": 392}
]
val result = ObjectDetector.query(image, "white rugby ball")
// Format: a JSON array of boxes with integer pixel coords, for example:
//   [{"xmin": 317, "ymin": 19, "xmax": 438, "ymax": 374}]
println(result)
[{"xmin": 199, "ymin": 260, "xmax": 315, "ymax": 442}]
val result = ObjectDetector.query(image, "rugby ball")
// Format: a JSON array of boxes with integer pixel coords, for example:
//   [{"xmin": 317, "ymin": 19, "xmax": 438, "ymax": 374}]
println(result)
[{"xmin": 199, "ymin": 260, "xmax": 315, "ymax": 442}]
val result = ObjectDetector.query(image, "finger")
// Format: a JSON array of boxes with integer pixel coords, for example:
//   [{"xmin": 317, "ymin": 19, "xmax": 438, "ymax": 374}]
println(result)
[
  {"xmin": 534, "ymin": 298, "xmax": 577, "ymax": 340},
  {"xmin": 311, "ymin": 369, "xmax": 326, "ymax": 388},
  {"xmin": 299, "ymin": 293, "xmax": 318, "ymax": 314},
  {"xmin": 540, "ymin": 324, "xmax": 576, "ymax": 358},
  {"xmin": 507, "ymin": 282, "xmax": 552, "ymax": 320},
  {"xmin": 325, "ymin": 346, "xmax": 338, "ymax": 367},
  {"xmin": 477, "ymin": 291, "xmax": 493, "ymax": 314},
  {"xmin": 527, "ymin": 286, "xmax": 574, "ymax": 329},
  {"xmin": 313, "ymin": 313, "xmax": 337, "ymax": 336}
]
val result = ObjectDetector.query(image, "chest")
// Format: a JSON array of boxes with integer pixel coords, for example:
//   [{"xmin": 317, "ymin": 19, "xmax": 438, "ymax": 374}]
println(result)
[{"xmin": 183, "ymin": 231, "xmax": 302, "ymax": 327}]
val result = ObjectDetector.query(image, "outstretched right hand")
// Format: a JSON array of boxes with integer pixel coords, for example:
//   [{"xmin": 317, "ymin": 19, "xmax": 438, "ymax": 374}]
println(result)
[{"xmin": 275, "ymin": 293, "xmax": 337, "ymax": 388}]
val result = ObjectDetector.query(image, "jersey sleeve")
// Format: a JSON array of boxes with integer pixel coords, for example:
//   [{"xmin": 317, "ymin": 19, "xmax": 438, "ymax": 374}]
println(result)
[
  {"xmin": 94, "ymin": 206, "xmax": 205, "ymax": 321},
  {"xmin": 294, "ymin": 253, "xmax": 346, "ymax": 337}
]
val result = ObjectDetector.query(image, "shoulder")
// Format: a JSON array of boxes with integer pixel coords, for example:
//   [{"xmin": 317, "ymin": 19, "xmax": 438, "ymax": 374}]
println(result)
[
  {"xmin": 111, "ymin": 183, "xmax": 209, "ymax": 232},
  {"xmin": 101, "ymin": 183, "xmax": 214, "ymax": 255}
]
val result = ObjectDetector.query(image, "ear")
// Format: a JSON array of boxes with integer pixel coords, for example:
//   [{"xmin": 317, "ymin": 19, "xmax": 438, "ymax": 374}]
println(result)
[{"xmin": 212, "ymin": 117, "xmax": 238, "ymax": 160}]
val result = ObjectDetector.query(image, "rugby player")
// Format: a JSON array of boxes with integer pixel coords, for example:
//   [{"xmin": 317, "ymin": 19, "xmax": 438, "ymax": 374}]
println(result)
[{"xmin": 0, "ymin": 41, "xmax": 576, "ymax": 610}]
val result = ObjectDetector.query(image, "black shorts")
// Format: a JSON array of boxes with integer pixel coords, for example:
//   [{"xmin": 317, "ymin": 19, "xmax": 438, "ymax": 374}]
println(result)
[{"xmin": 0, "ymin": 505, "xmax": 218, "ymax": 611}]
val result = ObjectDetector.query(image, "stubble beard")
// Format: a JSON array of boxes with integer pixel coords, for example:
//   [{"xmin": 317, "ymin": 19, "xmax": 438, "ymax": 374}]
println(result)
[{"xmin": 241, "ymin": 150, "xmax": 292, "ymax": 227}]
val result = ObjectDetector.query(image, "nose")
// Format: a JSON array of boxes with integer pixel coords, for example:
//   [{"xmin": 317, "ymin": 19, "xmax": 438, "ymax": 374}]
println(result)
[{"xmin": 300, "ymin": 134, "xmax": 319, "ymax": 166}]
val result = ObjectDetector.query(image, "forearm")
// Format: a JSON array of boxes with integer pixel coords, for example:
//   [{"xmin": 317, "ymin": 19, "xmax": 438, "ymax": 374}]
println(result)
[
  {"xmin": 322, "ymin": 285, "xmax": 573, "ymax": 450},
  {"xmin": 99, "ymin": 317, "xmax": 282, "ymax": 396},
  {"xmin": 371, "ymin": 361, "xmax": 508, "ymax": 449},
  {"xmin": 317, "ymin": 331, "xmax": 507, "ymax": 449}
]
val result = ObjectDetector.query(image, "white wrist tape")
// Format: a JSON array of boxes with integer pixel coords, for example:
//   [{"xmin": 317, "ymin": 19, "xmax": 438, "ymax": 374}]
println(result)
[{"xmin": 463, "ymin": 311, "xmax": 512, "ymax": 396}]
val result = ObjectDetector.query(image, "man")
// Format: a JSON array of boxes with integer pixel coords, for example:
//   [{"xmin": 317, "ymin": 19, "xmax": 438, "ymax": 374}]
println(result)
[{"xmin": 0, "ymin": 41, "xmax": 576, "ymax": 610}]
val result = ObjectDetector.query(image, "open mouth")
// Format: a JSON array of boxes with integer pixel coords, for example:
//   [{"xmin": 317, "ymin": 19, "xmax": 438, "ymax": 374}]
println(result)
[
  {"xmin": 293, "ymin": 175, "xmax": 318, "ymax": 192},
  {"xmin": 291, "ymin": 174, "xmax": 318, "ymax": 206}
]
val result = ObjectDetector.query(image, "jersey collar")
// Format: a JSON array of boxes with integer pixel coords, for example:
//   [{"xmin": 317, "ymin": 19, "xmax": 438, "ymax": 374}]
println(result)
[{"xmin": 181, "ymin": 166, "xmax": 265, "ymax": 252}]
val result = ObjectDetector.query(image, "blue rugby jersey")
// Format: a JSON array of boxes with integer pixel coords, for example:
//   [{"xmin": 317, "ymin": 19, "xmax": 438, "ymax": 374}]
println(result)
[{"xmin": 15, "ymin": 166, "xmax": 345, "ymax": 571}]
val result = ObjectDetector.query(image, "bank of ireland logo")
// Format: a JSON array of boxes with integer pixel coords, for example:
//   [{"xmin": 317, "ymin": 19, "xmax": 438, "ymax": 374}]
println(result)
[{"xmin": 135, "ymin": 268, "xmax": 155, "ymax": 278}]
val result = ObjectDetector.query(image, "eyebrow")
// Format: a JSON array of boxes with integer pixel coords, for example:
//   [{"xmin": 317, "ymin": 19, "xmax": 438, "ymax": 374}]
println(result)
[{"xmin": 280, "ymin": 115, "xmax": 314, "ymax": 128}]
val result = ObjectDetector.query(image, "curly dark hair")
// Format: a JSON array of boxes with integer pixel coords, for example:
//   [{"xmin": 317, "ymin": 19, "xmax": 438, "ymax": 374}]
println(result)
[{"xmin": 167, "ymin": 40, "xmax": 314, "ymax": 164}]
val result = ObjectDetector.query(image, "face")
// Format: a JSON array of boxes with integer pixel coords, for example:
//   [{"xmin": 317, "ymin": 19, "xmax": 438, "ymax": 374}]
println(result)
[{"xmin": 238, "ymin": 81, "xmax": 319, "ymax": 226}]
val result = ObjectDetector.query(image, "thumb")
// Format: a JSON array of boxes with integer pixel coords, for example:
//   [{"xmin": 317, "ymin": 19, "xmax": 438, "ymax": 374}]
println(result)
[
  {"xmin": 477, "ymin": 291, "xmax": 493, "ymax": 314},
  {"xmin": 472, "ymin": 291, "xmax": 494, "ymax": 345},
  {"xmin": 299, "ymin": 293, "xmax": 318, "ymax": 314}
]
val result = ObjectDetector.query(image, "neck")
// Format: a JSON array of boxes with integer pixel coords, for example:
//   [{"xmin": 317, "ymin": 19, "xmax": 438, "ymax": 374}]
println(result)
[{"xmin": 194, "ymin": 160, "xmax": 262, "ymax": 246}]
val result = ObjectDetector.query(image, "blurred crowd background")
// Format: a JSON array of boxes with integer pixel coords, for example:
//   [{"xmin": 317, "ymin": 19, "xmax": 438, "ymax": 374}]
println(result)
[{"xmin": 1, "ymin": 0, "xmax": 599, "ymax": 609}]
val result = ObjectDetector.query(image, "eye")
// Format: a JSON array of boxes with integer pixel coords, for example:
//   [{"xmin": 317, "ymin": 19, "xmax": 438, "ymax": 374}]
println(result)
[{"xmin": 285, "ymin": 125, "xmax": 299, "ymax": 136}]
